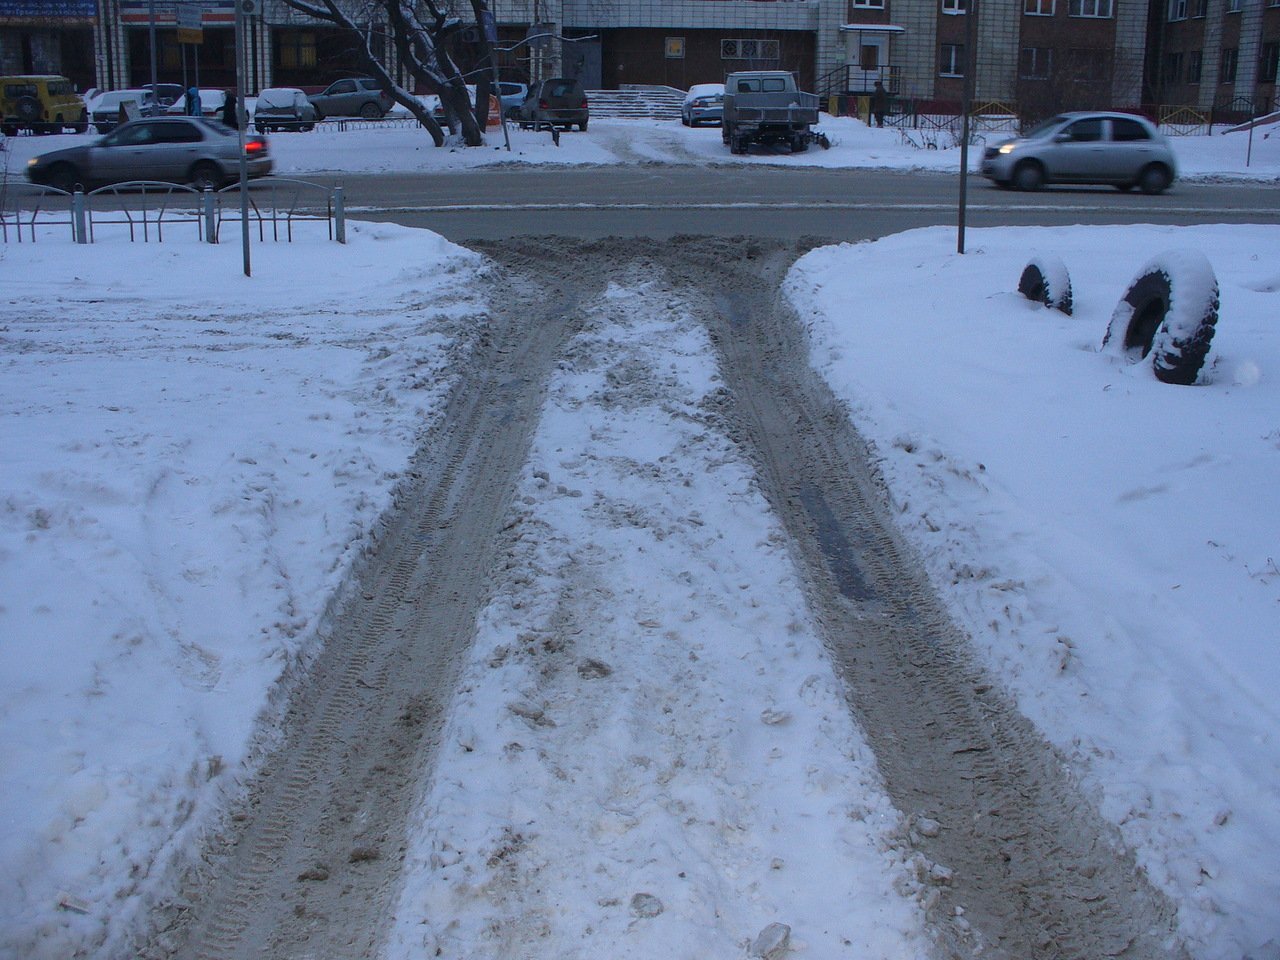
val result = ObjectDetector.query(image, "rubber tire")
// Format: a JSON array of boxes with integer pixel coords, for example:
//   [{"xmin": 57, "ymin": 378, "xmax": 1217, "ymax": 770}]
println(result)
[
  {"xmin": 792, "ymin": 136, "xmax": 808, "ymax": 153},
  {"xmin": 579, "ymin": 120, "xmax": 588, "ymax": 132},
  {"xmin": 1138, "ymin": 164, "xmax": 1172, "ymax": 195},
  {"xmin": 16, "ymin": 96, "xmax": 40, "ymax": 122},
  {"xmin": 189, "ymin": 162, "xmax": 222, "ymax": 191},
  {"xmin": 1013, "ymin": 161, "xmax": 1045, "ymax": 191},
  {"xmin": 47, "ymin": 162, "xmax": 80, "ymax": 193},
  {"xmin": 1017, "ymin": 256, "xmax": 1073, "ymax": 315},
  {"xmin": 360, "ymin": 103, "xmax": 383, "ymax": 119},
  {"xmin": 1103, "ymin": 252, "xmax": 1219, "ymax": 385}
]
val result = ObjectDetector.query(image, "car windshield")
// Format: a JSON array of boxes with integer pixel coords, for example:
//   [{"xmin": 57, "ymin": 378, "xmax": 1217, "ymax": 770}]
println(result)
[
  {"xmin": 98, "ymin": 91, "xmax": 150, "ymax": 109},
  {"xmin": 257, "ymin": 89, "xmax": 299, "ymax": 108}
]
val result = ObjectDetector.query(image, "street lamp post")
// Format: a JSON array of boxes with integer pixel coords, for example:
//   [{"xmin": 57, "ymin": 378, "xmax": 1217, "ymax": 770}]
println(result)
[{"xmin": 234, "ymin": 0, "xmax": 251, "ymax": 276}]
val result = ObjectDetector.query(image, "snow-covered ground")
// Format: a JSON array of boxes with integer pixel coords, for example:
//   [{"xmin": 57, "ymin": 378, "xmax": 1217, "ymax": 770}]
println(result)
[{"xmin": 1, "ymin": 118, "xmax": 1278, "ymax": 960}]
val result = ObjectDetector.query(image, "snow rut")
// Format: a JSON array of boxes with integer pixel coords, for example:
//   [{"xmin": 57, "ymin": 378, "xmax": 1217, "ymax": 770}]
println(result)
[{"xmin": 138, "ymin": 238, "xmax": 1184, "ymax": 960}]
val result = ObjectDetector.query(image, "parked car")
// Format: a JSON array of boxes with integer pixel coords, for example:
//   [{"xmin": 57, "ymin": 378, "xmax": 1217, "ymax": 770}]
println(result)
[
  {"xmin": 515, "ymin": 77, "xmax": 588, "ymax": 131},
  {"xmin": 1, "ymin": 74, "xmax": 87, "ymax": 135},
  {"xmin": 91, "ymin": 89, "xmax": 164, "ymax": 133},
  {"xmin": 165, "ymin": 88, "xmax": 225, "ymax": 119},
  {"xmin": 24, "ymin": 116, "xmax": 272, "ymax": 192},
  {"xmin": 981, "ymin": 111, "xmax": 1178, "ymax": 194},
  {"xmin": 681, "ymin": 83, "xmax": 724, "ymax": 127},
  {"xmin": 496, "ymin": 81, "xmax": 528, "ymax": 118},
  {"xmin": 308, "ymin": 77, "xmax": 393, "ymax": 119},
  {"xmin": 253, "ymin": 87, "xmax": 318, "ymax": 132},
  {"xmin": 143, "ymin": 82, "xmax": 185, "ymax": 108}
]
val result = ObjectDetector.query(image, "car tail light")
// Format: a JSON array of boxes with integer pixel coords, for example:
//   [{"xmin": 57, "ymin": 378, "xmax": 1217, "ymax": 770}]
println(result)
[
  {"xmin": 580, "ymin": 100, "xmax": 588, "ymax": 109},
  {"xmin": 244, "ymin": 138, "xmax": 266, "ymax": 154},
  {"xmin": 539, "ymin": 99, "xmax": 549, "ymax": 109}
]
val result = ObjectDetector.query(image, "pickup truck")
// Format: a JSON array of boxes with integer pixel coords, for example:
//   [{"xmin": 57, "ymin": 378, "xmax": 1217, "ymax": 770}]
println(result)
[{"xmin": 721, "ymin": 70, "xmax": 824, "ymax": 154}]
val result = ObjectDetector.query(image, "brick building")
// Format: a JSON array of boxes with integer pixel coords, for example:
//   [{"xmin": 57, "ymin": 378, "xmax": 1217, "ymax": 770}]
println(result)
[{"xmin": 2, "ymin": 0, "xmax": 1274, "ymax": 119}]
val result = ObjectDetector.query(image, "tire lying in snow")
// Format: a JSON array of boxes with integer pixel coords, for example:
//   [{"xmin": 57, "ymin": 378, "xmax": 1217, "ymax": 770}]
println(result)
[
  {"xmin": 1102, "ymin": 249, "xmax": 1219, "ymax": 385},
  {"xmin": 1018, "ymin": 255, "xmax": 1073, "ymax": 315}
]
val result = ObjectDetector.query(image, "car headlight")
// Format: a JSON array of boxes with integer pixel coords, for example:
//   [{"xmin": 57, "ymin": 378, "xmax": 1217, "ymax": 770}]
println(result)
[
  {"xmin": 998, "ymin": 143, "xmax": 1016, "ymax": 155},
  {"xmin": 27, "ymin": 158, "xmax": 41, "ymax": 169}
]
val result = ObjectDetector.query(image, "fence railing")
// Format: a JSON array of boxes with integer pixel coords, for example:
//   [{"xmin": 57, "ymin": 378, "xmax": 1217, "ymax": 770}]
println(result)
[{"xmin": 0, "ymin": 176, "xmax": 345, "ymax": 245}]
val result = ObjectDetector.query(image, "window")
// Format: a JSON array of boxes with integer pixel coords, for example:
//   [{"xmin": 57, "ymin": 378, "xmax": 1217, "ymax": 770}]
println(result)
[
  {"xmin": 1020, "ymin": 47, "xmax": 1053, "ymax": 78},
  {"xmin": 277, "ymin": 30, "xmax": 317, "ymax": 70},
  {"xmin": 721, "ymin": 39, "xmax": 780, "ymax": 60},
  {"xmin": 1221, "ymin": 47, "xmax": 1238, "ymax": 82},
  {"xmin": 1069, "ymin": 0, "xmax": 1113, "ymax": 17},
  {"xmin": 940, "ymin": 43, "xmax": 965, "ymax": 77},
  {"xmin": 852, "ymin": 0, "xmax": 886, "ymax": 7},
  {"xmin": 1192, "ymin": 0, "xmax": 1207, "ymax": 17},
  {"xmin": 1111, "ymin": 117, "xmax": 1152, "ymax": 141},
  {"xmin": 1260, "ymin": 42, "xmax": 1279, "ymax": 83},
  {"xmin": 943, "ymin": 0, "xmax": 967, "ymax": 12},
  {"xmin": 1024, "ymin": 0, "xmax": 1056, "ymax": 13},
  {"xmin": 1167, "ymin": 0, "xmax": 1187, "ymax": 21},
  {"xmin": 1164, "ymin": 51, "xmax": 1184, "ymax": 85},
  {"xmin": 1062, "ymin": 117, "xmax": 1104, "ymax": 141},
  {"xmin": 1188, "ymin": 50, "xmax": 1202, "ymax": 83},
  {"xmin": 1227, "ymin": 0, "xmax": 1242, "ymax": 10},
  {"xmin": 1064, "ymin": 47, "xmax": 1108, "ymax": 80}
]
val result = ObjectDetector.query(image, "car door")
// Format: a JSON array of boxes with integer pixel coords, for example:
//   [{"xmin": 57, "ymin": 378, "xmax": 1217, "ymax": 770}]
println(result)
[
  {"xmin": 87, "ymin": 121, "xmax": 160, "ymax": 184},
  {"xmin": 1043, "ymin": 116, "xmax": 1107, "ymax": 182},
  {"xmin": 1103, "ymin": 117, "xmax": 1159, "ymax": 182},
  {"xmin": 318, "ymin": 79, "xmax": 357, "ymax": 115},
  {"xmin": 149, "ymin": 119, "xmax": 204, "ymax": 182}
]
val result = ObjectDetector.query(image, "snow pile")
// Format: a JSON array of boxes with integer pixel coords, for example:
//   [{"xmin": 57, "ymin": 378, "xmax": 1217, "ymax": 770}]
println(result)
[
  {"xmin": 0, "ymin": 223, "xmax": 484, "ymax": 958},
  {"xmin": 785, "ymin": 224, "xmax": 1280, "ymax": 960},
  {"xmin": 384, "ymin": 279, "xmax": 930, "ymax": 960}
]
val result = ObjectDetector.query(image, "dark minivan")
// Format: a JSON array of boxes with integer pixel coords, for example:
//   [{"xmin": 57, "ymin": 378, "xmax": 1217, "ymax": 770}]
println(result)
[{"xmin": 516, "ymin": 77, "xmax": 588, "ymax": 131}]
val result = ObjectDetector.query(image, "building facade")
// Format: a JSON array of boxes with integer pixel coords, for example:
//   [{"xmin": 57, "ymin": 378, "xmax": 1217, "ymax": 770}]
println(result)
[{"xmin": 2, "ymin": 0, "xmax": 1275, "ymax": 117}]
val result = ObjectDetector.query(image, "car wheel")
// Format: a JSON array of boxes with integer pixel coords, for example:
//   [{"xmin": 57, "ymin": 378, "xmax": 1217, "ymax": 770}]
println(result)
[
  {"xmin": 579, "ymin": 120, "xmax": 588, "ymax": 132},
  {"xmin": 74, "ymin": 111, "xmax": 88, "ymax": 134},
  {"xmin": 189, "ymin": 162, "xmax": 223, "ymax": 192},
  {"xmin": 47, "ymin": 162, "xmax": 80, "ymax": 194},
  {"xmin": 1013, "ymin": 161, "xmax": 1045, "ymax": 191},
  {"xmin": 15, "ymin": 96, "xmax": 40, "ymax": 124},
  {"xmin": 255, "ymin": 123, "xmax": 267, "ymax": 133},
  {"xmin": 301, "ymin": 122, "xmax": 314, "ymax": 132},
  {"xmin": 791, "ymin": 135, "xmax": 808, "ymax": 153},
  {"xmin": 1103, "ymin": 250, "xmax": 1219, "ymax": 384},
  {"xmin": 360, "ymin": 103, "xmax": 384, "ymax": 120},
  {"xmin": 1138, "ymin": 164, "xmax": 1172, "ymax": 195}
]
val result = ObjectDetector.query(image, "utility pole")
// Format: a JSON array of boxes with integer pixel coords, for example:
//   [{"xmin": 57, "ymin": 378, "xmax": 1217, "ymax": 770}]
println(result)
[
  {"xmin": 148, "ymin": 0, "xmax": 158, "ymax": 89},
  {"xmin": 234, "ymin": 0, "xmax": 252, "ymax": 276},
  {"xmin": 957, "ymin": 0, "xmax": 978, "ymax": 254}
]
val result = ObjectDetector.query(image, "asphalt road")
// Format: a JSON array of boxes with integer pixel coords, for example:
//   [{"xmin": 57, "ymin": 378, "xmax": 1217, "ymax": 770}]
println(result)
[{"xmin": 330, "ymin": 166, "xmax": 1280, "ymax": 241}]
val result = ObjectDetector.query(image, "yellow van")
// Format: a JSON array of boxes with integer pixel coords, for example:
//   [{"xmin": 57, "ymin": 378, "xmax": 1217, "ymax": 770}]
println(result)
[{"xmin": 1, "ymin": 75, "xmax": 88, "ymax": 135}]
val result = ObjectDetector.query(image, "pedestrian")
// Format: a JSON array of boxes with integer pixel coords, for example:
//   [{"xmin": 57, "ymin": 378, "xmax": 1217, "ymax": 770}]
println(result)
[
  {"xmin": 871, "ymin": 80, "xmax": 889, "ymax": 128},
  {"xmin": 185, "ymin": 85, "xmax": 201, "ymax": 117},
  {"xmin": 220, "ymin": 90, "xmax": 238, "ymax": 129}
]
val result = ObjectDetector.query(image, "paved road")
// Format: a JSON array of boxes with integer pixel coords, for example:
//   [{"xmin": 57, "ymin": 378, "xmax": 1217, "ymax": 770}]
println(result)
[{"xmin": 329, "ymin": 166, "xmax": 1280, "ymax": 241}]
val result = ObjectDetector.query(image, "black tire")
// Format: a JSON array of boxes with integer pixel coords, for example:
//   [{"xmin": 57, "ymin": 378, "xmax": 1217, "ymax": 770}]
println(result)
[
  {"xmin": 189, "ymin": 161, "xmax": 223, "ymax": 192},
  {"xmin": 47, "ymin": 162, "xmax": 80, "ymax": 194},
  {"xmin": 301, "ymin": 122, "xmax": 314, "ymax": 132},
  {"xmin": 1, "ymin": 123, "xmax": 16, "ymax": 138},
  {"xmin": 1013, "ymin": 160, "xmax": 1045, "ymax": 191},
  {"xmin": 1103, "ymin": 251, "xmax": 1219, "ymax": 385},
  {"xmin": 1138, "ymin": 164, "xmax": 1172, "ymax": 195},
  {"xmin": 255, "ymin": 123, "xmax": 267, "ymax": 133},
  {"xmin": 359, "ymin": 102, "xmax": 383, "ymax": 120},
  {"xmin": 792, "ymin": 135, "xmax": 808, "ymax": 153},
  {"xmin": 1017, "ymin": 255, "xmax": 1073, "ymax": 315},
  {"xmin": 579, "ymin": 120, "xmax": 588, "ymax": 132}
]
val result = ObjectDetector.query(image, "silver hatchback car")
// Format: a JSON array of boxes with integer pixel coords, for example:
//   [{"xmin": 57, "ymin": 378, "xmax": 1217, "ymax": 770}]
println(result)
[{"xmin": 981, "ymin": 112, "xmax": 1177, "ymax": 194}]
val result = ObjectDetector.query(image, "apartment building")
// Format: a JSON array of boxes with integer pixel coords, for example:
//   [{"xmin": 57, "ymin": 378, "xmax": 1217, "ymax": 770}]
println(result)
[{"xmin": 3, "ymin": 0, "xmax": 1273, "ymax": 118}]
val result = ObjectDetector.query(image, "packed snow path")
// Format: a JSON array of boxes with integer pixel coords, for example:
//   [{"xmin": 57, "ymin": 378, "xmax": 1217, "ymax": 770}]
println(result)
[{"xmin": 144, "ymin": 239, "xmax": 1184, "ymax": 960}]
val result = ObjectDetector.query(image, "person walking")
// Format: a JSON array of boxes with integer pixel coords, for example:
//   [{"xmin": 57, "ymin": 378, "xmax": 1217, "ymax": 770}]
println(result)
[
  {"xmin": 871, "ymin": 80, "xmax": 889, "ymax": 128},
  {"xmin": 220, "ymin": 90, "xmax": 238, "ymax": 129},
  {"xmin": 185, "ymin": 86, "xmax": 201, "ymax": 117}
]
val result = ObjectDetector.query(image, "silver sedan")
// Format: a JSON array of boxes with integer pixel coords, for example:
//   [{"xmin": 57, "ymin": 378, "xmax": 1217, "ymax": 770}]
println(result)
[{"xmin": 981, "ymin": 112, "xmax": 1178, "ymax": 194}]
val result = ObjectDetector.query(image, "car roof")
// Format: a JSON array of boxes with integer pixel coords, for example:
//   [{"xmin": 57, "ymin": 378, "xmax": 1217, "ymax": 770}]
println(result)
[{"xmin": 2, "ymin": 75, "xmax": 70, "ymax": 82}]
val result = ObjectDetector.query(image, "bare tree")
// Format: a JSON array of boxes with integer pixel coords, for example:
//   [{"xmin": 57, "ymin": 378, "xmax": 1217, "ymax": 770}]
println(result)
[{"xmin": 278, "ymin": 0, "xmax": 497, "ymax": 146}]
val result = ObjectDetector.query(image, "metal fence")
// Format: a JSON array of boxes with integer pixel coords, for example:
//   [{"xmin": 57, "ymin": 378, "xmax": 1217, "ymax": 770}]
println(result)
[{"xmin": 0, "ymin": 177, "xmax": 344, "ymax": 244}]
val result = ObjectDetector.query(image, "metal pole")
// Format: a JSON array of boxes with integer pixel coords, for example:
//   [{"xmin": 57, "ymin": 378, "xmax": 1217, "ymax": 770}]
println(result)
[
  {"xmin": 957, "ymin": 0, "xmax": 978, "ymax": 254},
  {"xmin": 234, "ymin": 0, "xmax": 251, "ymax": 276},
  {"xmin": 148, "ymin": 0, "xmax": 158, "ymax": 90}
]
